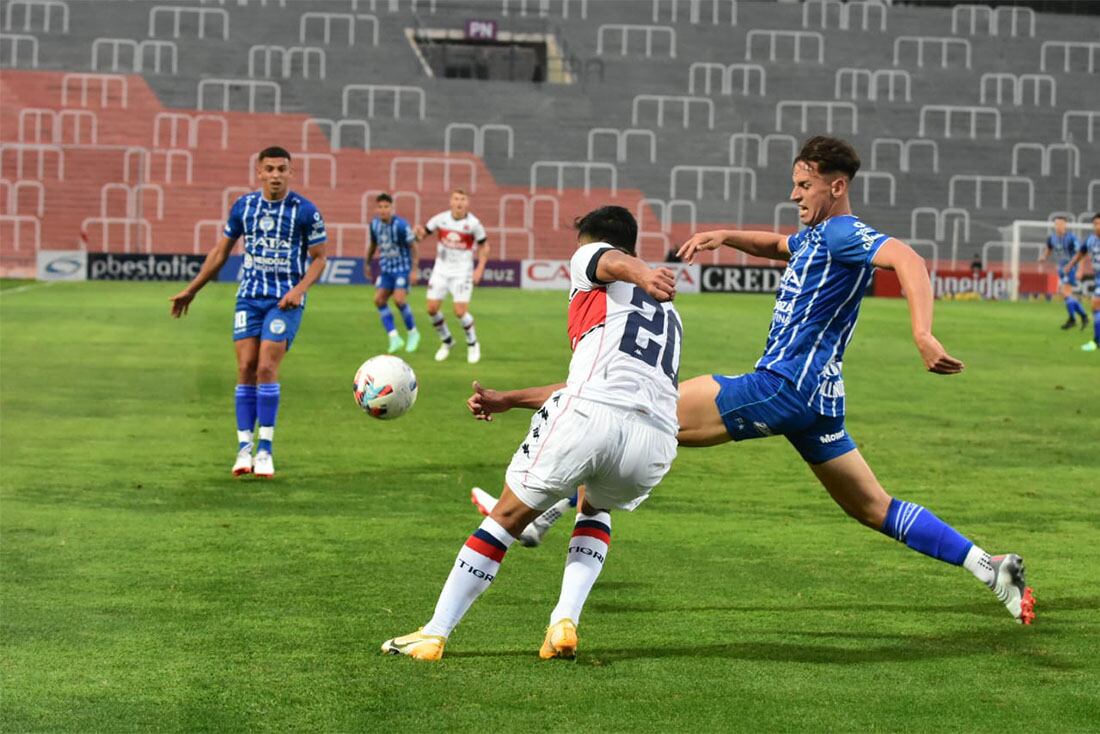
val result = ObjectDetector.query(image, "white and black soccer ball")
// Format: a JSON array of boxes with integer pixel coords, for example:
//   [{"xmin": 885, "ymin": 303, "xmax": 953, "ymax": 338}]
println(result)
[{"xmin": 353, "ymin": 355, "xmax": 418, "ymax": 420}]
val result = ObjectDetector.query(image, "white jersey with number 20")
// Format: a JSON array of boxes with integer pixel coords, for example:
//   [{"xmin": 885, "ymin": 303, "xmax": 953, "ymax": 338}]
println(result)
[{"xmin": 562, "ymin": 243, "xmax": 682, "ymax": 437}]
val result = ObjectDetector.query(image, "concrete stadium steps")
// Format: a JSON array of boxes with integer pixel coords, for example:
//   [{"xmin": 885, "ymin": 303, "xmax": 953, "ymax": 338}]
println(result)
[{"xmin": 0, "ymin": 70, "xmax": 669, "ymax": 262}]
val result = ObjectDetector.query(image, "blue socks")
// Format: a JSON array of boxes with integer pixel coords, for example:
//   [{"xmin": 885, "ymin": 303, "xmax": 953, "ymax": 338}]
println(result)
[
  {"xmin": 879, "ymin": 498, "xmax": 973, "ymax": 566},
  {"xmin": 234, "ymin": 384, "xmax": 257, "ymax": 448},
  {"xmin": 257, "ymin": 382, "xmax": 280, "ymax": 454},
  {"xmin": 1094, "ymin": 313, "xmax": 1099, "ymax": 344},
  {"xmin": 1066, "ymin": 297, "xmax": 1087, "ymax": 319},
  {"xmin": 378, "ymin": 305, "xmax": 397, "ymax": 335},
  {"xmin": 399, "ymin": 303, "xmax": 416, "ymax": 331}
]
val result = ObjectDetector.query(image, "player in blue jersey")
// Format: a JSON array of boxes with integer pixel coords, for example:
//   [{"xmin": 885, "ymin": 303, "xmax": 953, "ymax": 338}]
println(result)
[
  {"xmin": 1069, "ymin": 214, "xmax": 1100, "ymax": 351},
  {"xmin": 1041, "ymin": 215, "xmax": 1088, "ymax": 330},
  {"xmin": 169, "ymin": 146, "xmax": 327, "ymax": 479},
  {"xmin": 367, "ymin": 193, "xmax": 420, "ymax": 354},
  {"xmin": 671, "ymin": 136, "xmax": 1034, "ymax": 623}
]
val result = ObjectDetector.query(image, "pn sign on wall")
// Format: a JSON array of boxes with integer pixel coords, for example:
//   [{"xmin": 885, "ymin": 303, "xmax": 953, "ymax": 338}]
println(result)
[{"xmin": 465, "ymin": 20, "xmax": 497, "ymax": 40}]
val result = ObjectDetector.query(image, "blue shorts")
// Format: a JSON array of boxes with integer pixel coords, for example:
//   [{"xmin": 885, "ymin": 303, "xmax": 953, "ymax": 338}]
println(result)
[
  {"xmin": 233, "ymin": 297, "xmax": 304, "ymax": 348},
  {"xmin": 376, "ymin": 270, "xmax": 411, "ymax": 291},
  {"xmin": 1058, "ymin": 265, "xmax": 1078, "ymax": 286},
  {"xmin": 712, "ymin": 370, "xmax": 857, "ymax": 465}
]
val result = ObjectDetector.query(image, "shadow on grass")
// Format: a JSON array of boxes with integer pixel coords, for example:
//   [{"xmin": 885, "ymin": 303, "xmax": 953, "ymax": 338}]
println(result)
[{"xmin": 585, "ymin": 594, "xmax": 1096, "ymax": 621}]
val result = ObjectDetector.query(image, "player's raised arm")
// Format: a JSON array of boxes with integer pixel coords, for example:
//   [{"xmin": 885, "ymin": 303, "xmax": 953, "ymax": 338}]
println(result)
[
  {"xmin": 677, "ymin": 229, "xmax": 792, "ymax": 263},
  {"xmin": 169, "ymin": 234, "xmax": 237, "ymax": 318},
  {"xmin": 594, "ymin": 248, "xmax": 676, "ymax": 302},
  {"xmin": 872, "ymin": 238, "xmax": 964, "ymax": 375}
]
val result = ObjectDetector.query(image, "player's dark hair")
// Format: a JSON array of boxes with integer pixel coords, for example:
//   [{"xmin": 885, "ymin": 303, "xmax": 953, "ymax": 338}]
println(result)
[
  {"xmin": 795, "ymin": 136, "xmax": 860, "ymax": 180},
  {"xmin": 258, "ymin": 145, "xmax": 291, "ymax": 162},
  {"xmin": 1094, "ymin": 213, "xmax": 1100, "ymax": 221},
  {"xmin": 1053, "ymin": 215, "xmax": 1067, "ymax": 222},
  {"xmin": 376, "ymin": 193, "xmax": 393, "ymax": 204},
  {"xmin": 574, "ymin": 206, "xmax": 638, "ymax": 255}
]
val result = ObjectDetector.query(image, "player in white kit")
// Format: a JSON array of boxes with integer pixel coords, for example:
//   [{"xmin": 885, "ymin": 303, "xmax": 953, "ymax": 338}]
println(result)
[
  {"xmin": 382, "ymin": 206, "xmax": 682, "ymax": 661},
  {"xmin": 416, "ymin": 190, "xmax": 488, "ymax": 363}
]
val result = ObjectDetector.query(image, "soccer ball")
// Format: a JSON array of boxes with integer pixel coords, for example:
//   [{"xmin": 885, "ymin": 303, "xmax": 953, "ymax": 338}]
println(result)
[{"xmin": 353, "ymin": 355, "xmax": 418, "ymax": 419}]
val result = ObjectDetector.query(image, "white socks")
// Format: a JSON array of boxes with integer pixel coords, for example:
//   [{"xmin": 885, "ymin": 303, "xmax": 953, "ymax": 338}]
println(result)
[
  {"xmin": 963, "ymin": 544, "xmax": 995, "ymax": 587},
  {"xmin": 460, "ymin": 312, "xmax": 477, "ymax": 346},
  {"xmin": 422, "ymin": 517, "xmax": 515, "ymax": 637},
  {"xmin": 549, "ymin": 510, "xmax": 611, "ymax": 625},
  {"xmin": 430, "ymin": 312, "xmax": 452, "ymax": 344}
]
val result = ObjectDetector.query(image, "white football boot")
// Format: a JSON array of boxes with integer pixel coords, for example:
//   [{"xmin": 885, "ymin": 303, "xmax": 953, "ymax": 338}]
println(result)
[
  {"xmin": 434, "ymin": 342, "xmax": 451, "ymax": 362},
  {"xmin": 232, "ymin": 446, "xmax": 253, "ymax": 477},
  {"xmin": 253, "ymin": 451, "xmax": 275, "ymax": 479},
  {"xmin": 470, "ymin": 487, "xmax": 497, "ymax": 516},
  {"xmin": 467, "ymin": 342, "xmax": 481, "ymax": 364},
  {"xmin": 989, "ymin": 554, "xmax": 1036, "ymax": 624}
]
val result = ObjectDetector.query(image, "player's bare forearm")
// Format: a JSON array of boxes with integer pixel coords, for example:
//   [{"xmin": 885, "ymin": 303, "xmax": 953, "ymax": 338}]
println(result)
[
  {"xmin": 296, "ymin": 244, "xmax": 328, "ymax": 293},
  {"xmin": 595, "ymin": 249, "xmax": 676, "ymax": 301},
  {"xmin": 678, "ymin": 229, "xmax": 790, "ymax": 263},
  {"xmin": 873, "ymin": 239, "xmax": 964, "ymax": 374},
  {"xmin": 467, "ymin": 381, "xmax": 565, "ymax": 421},
  {"xmin": 506, "ymin": 383, "xmax": 566, "ymax": 410},
  {"xmin": 279, "ymin": 244, "xmax": 327, "ymax": 309},
  {"xmin": 170, "ymin": 236, "xmax": 235, "ymax": 316},
  {"xmin": 189, "ymin": 236, "xmax": 234, "ymax": 293},
  {"xmin": 473, "ymin": 244, "xmax": 489, "ymax": 282}
]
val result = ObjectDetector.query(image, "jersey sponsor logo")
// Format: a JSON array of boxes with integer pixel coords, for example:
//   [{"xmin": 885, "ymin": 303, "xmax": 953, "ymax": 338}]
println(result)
[
  {"xmin": 818, "ymin": 430, "xmax": 846, "ymax": 444},
  {"xmin": 269, "ymin": 318, "xmax": 287, "ymax": 335},
  {"xmin": 852, "ymin": 220, "xmax": 881, "ymax": 250},
  {"xmin": 753, "ymin": 421, "xmax": 773, "ymax": 436}
]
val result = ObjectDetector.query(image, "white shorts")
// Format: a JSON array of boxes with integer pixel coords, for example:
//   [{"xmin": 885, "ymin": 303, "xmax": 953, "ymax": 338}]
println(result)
[
  {"xmin": 427, "ymin": 267, "xmax": 473, "ymax": 303},
  {"xmin": 505, "ymin": 392, "xmax": 677, "ymax": 512}
]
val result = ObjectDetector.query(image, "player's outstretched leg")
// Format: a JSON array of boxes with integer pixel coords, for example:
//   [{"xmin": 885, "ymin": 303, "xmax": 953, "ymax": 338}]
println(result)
[
  {"xmin": 233, "ymin": 384, "xmax": 257, "ymax": 476},
  {"xmin": 471, "ymin": 487, "xmax": 574, "ymax": 547},
  {"xmin": 397, "ymin": 300, "xmax": 419, "ymax": 353},
  {"xmin": 459, "ymin": 311, "xmax": 480, "ymax": 364},
  {"xmin": 428, "ymin": 304, "xmax": 453, "ymax": 361},
  {"xmin": 1084, "ymin": 299, "xmax": 1100, "ymax": 351},
  {"xmin": 253, "ymin": 339, "xmax": 289, "ymax": 479},
  {"xmin": 811, "ymin": 450, "xmax": 1035, "ymax": 624},
  {"xmin": 541, "ymin": 502, "xmax": 612, "ymax": 660},
  {"xmin": 383, "ymin": 486, "xmax": 541, "ymax": 661}
]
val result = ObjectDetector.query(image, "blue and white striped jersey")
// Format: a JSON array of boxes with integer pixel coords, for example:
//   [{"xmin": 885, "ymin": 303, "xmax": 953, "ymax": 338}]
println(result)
[
  {"xmin": 1086, "ymin": 234, "xmax": 1100, "ymax": 272},
  {"xmin": 370, "ymin": 215, "xmax": 415, "ymax": 274},
  {"xmin": 755, "ymin": 215, "xmax": 889, "ymax": 418},
  {"xmin": 224, "ymin": 190, "xmax": 327, "ymax": 300},
  {"xmin": 1046, "ymin": 232, "xmax": 1080, "ymax": 267}
]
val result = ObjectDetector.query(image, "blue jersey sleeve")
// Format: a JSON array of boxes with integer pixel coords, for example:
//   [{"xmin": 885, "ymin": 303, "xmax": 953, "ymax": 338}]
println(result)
[
  {"xmin": 300, "ymin": 201, "xmax": 327, "ymax": 246},
  {"xmin": 786, "ymin": 228, "xmax": 810, "ymax": 255},
  {"xmin": 223, "ymin": 197, "xmax": 245, "ymax": 240},
  {"xmin": 369, "ymin": 218, "xmax": 378, "ymax": 246},
  {"xmin": 395, "ymin": 217, "xmax": 412, "ymax": 247},
  {"xmin": 823, "ymin": 216, "xmax": 889, "ymax": 266},
  {"xmin": 1068, "ymin": 233, "xmax": 1080, "ymax": 254}
]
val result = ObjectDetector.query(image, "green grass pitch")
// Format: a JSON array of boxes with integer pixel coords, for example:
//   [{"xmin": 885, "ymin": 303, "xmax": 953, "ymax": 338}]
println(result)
[{"xmin": 1, "ymin": 279, "xmax": 1098, "ymax": 731}]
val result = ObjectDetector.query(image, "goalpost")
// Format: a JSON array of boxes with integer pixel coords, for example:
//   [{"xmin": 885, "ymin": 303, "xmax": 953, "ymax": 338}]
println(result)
[{"xmin": 1003, "ymin": 219, "xmax": 1093, "ymax": 302}]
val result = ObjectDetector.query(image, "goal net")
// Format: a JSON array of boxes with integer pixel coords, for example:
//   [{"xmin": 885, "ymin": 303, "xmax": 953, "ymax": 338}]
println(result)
[{"xmin": 1002, "ymin": 219, "xmax": 1094, "ymax": 302}]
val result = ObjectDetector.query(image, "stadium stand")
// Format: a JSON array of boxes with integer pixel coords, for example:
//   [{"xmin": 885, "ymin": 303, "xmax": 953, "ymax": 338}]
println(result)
[{"xmin": 1, "ymin": 0, "xmax": 1098, "ymax": 275}]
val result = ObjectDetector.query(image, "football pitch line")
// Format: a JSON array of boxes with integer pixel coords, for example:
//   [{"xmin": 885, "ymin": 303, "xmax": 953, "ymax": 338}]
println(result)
[{"xmin": 0, "ymin": 281, "xmax": 59, "ymax": 297}]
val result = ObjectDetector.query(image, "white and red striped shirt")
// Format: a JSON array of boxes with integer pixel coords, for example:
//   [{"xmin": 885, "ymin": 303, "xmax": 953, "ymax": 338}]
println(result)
[
  {"xmin": 563, "ymin": 243, "xmax": 682, "ymax": 436},
  {"xmin": 425, "ymin": 210, "xmax": 487, "ymax": 271}
]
